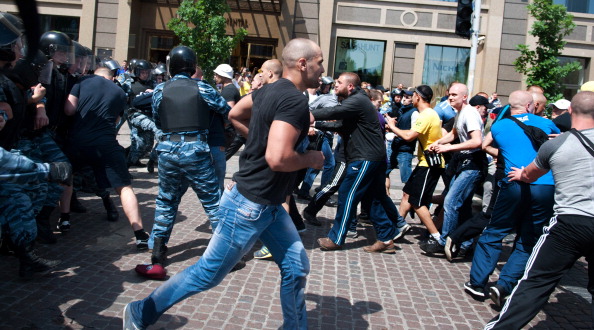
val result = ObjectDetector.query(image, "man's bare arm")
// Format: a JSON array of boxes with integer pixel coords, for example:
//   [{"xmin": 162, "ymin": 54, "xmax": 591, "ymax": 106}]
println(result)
[
  {"xmin": 64, "ymin": 95, "xmax": 78, "ymax": 116},
  {"xmin": 433, "ymin": 129, "xmax": 482, "ymax": 153},
  {"xmin": 265, "ymin": 120, "xmax": 324, "ymax": 172},
  {"xmin": 482, "ymin": 132, "xmax": 498, "ymax": 157},
  {"xmin": 228, "ymin": 94, "xmax": 253, "ymax": 137}
]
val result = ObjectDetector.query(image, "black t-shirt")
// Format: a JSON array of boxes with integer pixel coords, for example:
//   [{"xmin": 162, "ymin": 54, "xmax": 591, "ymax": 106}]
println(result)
[
  {"xmin": 233, "ymin": 78, "xmax": 310, "ymax": 205},
  {"xmin": 220, "ymin": 84, "xmax": 240, "ymax": 104},
  {"xmin": 553, "ymin": 112, "xmax": 571, "ymax": 132},
  {"xmin": 68, "ymin": 75, "xmax": 126, "ymax": 146}
]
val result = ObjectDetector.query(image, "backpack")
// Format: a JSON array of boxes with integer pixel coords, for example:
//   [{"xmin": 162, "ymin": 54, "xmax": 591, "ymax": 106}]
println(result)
[{"xmin": 506, "ymin": 114, "xmax": 550, "ymax": 150}]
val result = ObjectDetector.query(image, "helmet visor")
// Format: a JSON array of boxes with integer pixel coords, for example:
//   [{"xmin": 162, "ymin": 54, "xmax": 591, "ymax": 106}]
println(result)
[{"xmin": 50, "ymin": 43, "xmax": 75, "ymax": 66}]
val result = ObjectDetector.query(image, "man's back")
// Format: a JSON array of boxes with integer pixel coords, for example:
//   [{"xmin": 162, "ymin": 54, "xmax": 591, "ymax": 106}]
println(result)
[
  {"xmin": 69, "ymin": 75, "xmax": 126, "ymax": 146},
  {"xmin": 233, "ymin": 78, "xmax": 310, "ymax": 205}
]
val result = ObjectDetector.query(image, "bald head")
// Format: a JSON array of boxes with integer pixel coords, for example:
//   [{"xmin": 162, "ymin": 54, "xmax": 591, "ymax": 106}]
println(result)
[
  {"xmin": 340, "ymin": 72, "xmax": 360, "ymax": 87},
  {"xmin": 531, "ymin": 92, "xmax": 547, "ymax": 115},
  {"xmin": 261, "ymin": 59, "xmax": 283, "ymax": 84},
  {"xmin": 570, "ymin": 91, "xmax": 594, "ymax": 119},
  {"xmin": 448, "ymin": 83, "xmax": 469, "ymax": 110},
  {"xmin": 94, "ymin": 67, "xmax": 114, "ymax": 80},
  {"xmin": 282, "ymin": 38, "xmax": 320, "ymax": 69},
  {"xmin": 509, "ymin": 90, "xmax": 533, "ymax": 114}
]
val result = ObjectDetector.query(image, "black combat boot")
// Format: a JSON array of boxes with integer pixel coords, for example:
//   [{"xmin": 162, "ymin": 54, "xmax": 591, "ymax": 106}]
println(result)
[
  {"xmin": 102, "ymin": 195, "xmax": 119, "ymax": 222},
  {"xmin": 150, "ymin": 237, "xmax": 168, "ymax": 265},
  {"xmin": 70, "ymin": 190, "xmax": 87, "ymax": 213},
  {"xmin": 146, "ymin": 159, "xmax": 155, "ymax": 173},
  {"xmin": 17, "ymin": 243, "xmax": 61, "ymax": 279},
  {"xmin": 35, "ymin": 206, "xmax": 57, "ymax": 244}
]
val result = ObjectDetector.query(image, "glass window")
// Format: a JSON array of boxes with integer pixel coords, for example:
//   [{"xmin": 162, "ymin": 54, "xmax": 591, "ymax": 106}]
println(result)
[
  {"xmin": 40, "ymin": 14, "xmax": 80, "ymax": 41},
  {"xmin": 559, "ymin": 56, "xmax": 588, "ymax": 99},
  {"xmin": 334, "ymin": 37, "xmax": 386, "ymax": 87},
  {"xmin": 553, "ymin": 0, "xmax": 594, "ymax": 14},
  {"xmin": 422, "ymin": 45, "xmax": 470, "ymax": 103}
]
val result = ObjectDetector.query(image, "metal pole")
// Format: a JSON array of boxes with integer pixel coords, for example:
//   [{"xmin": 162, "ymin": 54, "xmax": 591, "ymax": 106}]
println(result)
[{"xmin": 467, "ymin": 0, "xmax": 481, "ymax": 96}]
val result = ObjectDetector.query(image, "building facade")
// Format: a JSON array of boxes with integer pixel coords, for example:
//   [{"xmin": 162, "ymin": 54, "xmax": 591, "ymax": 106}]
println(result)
[{"xmin": 1, "ymin": 0, "xmax": 592, "ymax": 103}]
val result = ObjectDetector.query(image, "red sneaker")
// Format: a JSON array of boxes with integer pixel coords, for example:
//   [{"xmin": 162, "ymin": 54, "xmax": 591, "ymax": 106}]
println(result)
[{"xmin": 135, "ymin": 264, "xmax": 167, "ymax": 280}]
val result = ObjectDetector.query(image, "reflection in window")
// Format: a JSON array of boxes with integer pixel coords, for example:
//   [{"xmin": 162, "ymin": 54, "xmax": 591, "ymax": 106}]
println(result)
[
  {"xmin": 422, "ymin": 45, "xmax": 470, "ymax": 103},
  {"xmin": 40, "ymin": 14, "xmax": 80, "ymax": 41},
  {"xmin": 558, "ymin": 56, "xmax": 588, "ymax": 100},
  {"xmin": 334, "ymin": 37, "xmax": 386, "ymax": 87},
  {"xmin": 553, "ymin": 0, "xmax": 594, "ymax": 14}
]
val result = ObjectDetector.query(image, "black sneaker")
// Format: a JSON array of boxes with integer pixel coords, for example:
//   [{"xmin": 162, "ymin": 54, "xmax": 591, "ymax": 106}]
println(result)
[
  {"xmin": 303, "ymin": 208, "xmax": 321, "ymax": 226},
  {"xmin": 464, "ymin": 281, "xmax": 485, "ymax": 298},
  {"xmin": 57, "ymin": 219, "xmax": 71, "ymax": 233},
  {"xmin": 489, "ymin": 285, "xmax": 509, "ymax": 307},
  {"xmin": 136, "ymin": 237, "xmax": 149, "ymax": 251},
  {"xmin": 419, "ymin": 236, "xmax": 444, "ymax": 254}
]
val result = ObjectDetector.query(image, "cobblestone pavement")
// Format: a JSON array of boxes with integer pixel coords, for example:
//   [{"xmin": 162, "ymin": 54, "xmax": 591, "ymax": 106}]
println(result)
[{"xmin": 0, "ymin": 130, "xmax": 591, "ymax": 329}]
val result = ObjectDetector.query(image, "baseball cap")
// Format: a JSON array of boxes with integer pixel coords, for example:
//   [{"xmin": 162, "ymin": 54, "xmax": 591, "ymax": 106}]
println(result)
[
  {"xmin": 391, "ymin": 88, "xmax": 402, "ymax": 97},
  {"xmin": 402, "ymin": 90, "xmax": 414, "ymax": 96},
  {"xmin": 550, "ymin": 99, "xmax": 570, "ymax": 110},
  {"xmin": 213, "ymin": 64, "xmax": 234, "ymax": 79},
  {"xmin": 580, "ymin": 81, "xmax": 594, "ymax": 92},
  {"xmin": 375, "ymin": 85, "xmax": 387, "ymax": 92},
  {"xmin": 469, "ymin": 95, "xmax": 494, "ymax": 109}
]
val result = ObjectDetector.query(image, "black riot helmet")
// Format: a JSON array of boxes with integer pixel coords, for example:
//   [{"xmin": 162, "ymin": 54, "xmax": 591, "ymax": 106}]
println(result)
[
  {"xmin": 153, "ymin": 63, "xmax": 167, "ymax": 75},
  {"xmin": 102, "ymin": 59, "xmax": 120, "ymax": 76},
  {"xmin": 12, "ymin": 49, "xmax": 53, "ymax": 87},
  {"xmin": 68, "ymin": 40, "xmax": 87, "ymax": 74},
  {"xmin": 39, "ymin": 31, "xmax": 74, "ymax": 66},
  {"xmin": 134, "ymin": 59, "xmax": 152, "ymax": 82},
  {"xmin": 166, "ymin": 46, "xmax": 196, "ymax": 77},
  {"xmin": 128, "ymin": 58, "xmax": 138, "ymax": 77},
  {"xmin": 0, "ymin": 12, "xmax": 24, "ymax": 62}
]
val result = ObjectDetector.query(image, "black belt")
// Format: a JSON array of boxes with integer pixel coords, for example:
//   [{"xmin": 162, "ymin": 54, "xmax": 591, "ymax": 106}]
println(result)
[{"xmin": 160, "ymin": 134, "xmax": 206, "ymax": 142}]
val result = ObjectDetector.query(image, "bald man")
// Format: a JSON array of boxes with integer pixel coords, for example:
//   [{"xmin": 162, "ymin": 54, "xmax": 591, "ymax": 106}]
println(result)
[
  {"xmin": 260, "ymin": 59, "xmax": 283, "ymax": 84},
  {"xmin": 531, "ymin": 91, "xmax": 547, "ymax": 117},
  {"xmin": 464, "ymin": 90, "xmax": 560, "ymax": 303},
  {"xmin": 489, "ymin": 91, "xmax": 594, "ymax": 329},
  {"xmin": 123, "ymin": 38, "xmax": 324, "ymax": 329}
]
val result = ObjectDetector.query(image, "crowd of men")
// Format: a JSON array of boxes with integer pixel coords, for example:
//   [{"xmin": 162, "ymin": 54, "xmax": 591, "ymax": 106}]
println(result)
[{"xmin": 1, "ymin": 13, "xmax": 593, "ymax": 329}]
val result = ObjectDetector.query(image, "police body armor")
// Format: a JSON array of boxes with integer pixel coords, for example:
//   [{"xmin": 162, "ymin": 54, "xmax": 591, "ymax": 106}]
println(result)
[{"xmin": 159, "ymin": 78, "xmax": 209, "ymax": 133}]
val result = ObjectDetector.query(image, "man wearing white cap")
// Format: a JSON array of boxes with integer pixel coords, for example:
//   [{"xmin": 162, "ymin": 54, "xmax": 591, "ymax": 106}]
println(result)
[
  {"xmin": 550, "ymin": 99, "xmax": 570, "ymax": 119},
  {"xmin": 214, "ymin": 63, "xmax": 240, "ymax": 108}
]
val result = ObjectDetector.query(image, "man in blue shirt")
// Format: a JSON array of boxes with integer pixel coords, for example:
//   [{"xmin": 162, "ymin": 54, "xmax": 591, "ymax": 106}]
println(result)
[{"xmin": 464, "ymin": 90, "xmax": 560, "ymax": 304}]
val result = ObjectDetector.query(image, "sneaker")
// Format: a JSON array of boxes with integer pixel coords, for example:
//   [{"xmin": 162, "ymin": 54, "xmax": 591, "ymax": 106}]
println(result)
[
  {"xmin": 123, "ymin": 302, "xmax": 143, "ymax": 330},
  {"xmin": 419, "ymin": 236, "xmax": 444, "ymax": 254},
  {"xmin": 346, "ymin": 230, "xmax": 358, "ymax": 238},
  {"xmin": 253, "ymin": 246, "xmax": 272, "ymax": 259},
  {"xmin": 363, "ymin": 240, "xmax": 396, "ymax": 254},
  {"xmin": 230, "ymin": 255, "xmax": 247, "ymax": 272},
  {"xmin": 303, "ymin": 208, "xmax": 321, "ymax": 226},
  {"xmin": 489, "ymin": 285, "xmax": 509, "ymax": 307},
  {"xmin": 445, "ymin": 236, "xmax": 459, "ymax": 262},
  {"xmin": 136, "ymin": 238, "xmax": 149, "ymax": 251},
  {"xmin": 393, "ymin": 224, "xmax": 411, "ymax": 241},
  {"xmin": 296, "ymin": 193, "xmax": 312, "ymax": 201},
  {"xmin": 464, "ymin": 281, "xmax": 485, "ymax": 298},
  {"xmin": 317, "ymin": 237, "xmax": 342, "ymax": 251},
  {"xmin": 57, "ymin": 219, "xmax": 71, "ymax": 233},
  {"xmin": 134, "ymin": 264, "xmax": 167, "ymax": 280}
]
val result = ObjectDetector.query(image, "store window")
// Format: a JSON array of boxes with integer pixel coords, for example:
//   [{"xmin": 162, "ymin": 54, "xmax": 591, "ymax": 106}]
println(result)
[
  {"xmin": 559, "ymin": 56, "xmax": 588, "ymax": 99},
  {"xmin": 40, "ymin": 14, "xmax": 80, "ymax": 41},
  {"xmin": 422, "ymin": 45, "xmax": 470, "ymax": 103},
  {"xmin": 334, "ymin": 37, "xmax": 386, "ymax": 87},
  {"xmin": 553, "ymin": 0, "xmax": 594, "ymax": 14},
  {"xmin": 147, "ymin": 34, "xmax": 177, "ymax": 64},
  {"xmin": 230, "ymin": 39, "xmax": 277, "ymax": 71}
]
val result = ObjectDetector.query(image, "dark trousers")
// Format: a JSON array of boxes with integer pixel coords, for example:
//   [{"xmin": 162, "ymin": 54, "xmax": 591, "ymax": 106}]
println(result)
[
  {"xmin": 485, "ymin": 214, "xmax": 594, "ymax": 329},
  {"xmin": 305, "ymin": 161, "xmax": 347, "ymax": 215}
]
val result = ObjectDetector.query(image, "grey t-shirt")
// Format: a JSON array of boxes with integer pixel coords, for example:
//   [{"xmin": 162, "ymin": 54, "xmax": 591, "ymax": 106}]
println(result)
[{"xmin": 534, "ymin": 128, "xmax": 594, "ymax": 217}]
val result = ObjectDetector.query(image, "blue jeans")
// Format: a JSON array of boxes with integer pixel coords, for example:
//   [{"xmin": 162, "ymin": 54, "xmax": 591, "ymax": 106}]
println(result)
[
  {"xmin": 210, "ymin": 145, "xmax": 226, "ymax": 192},
  {"xmin": 469, "ymin": 181, "xmax": 554, "ymax": 292},
  {"xmin": 439, "ymin": 169, "xmax": 481, "ymax": 247},
  {"xmin": 130, "ymin": 185, "xmax": 309, "ymax": 329},
  {"xmin": 396, "ymin": 152, "xmax": 414, "ymax": 183},
  {"xmin": 149, "ymin": 139, "xmax": 220, "ymax": 248},
  {"xmin": 327, "ymin": 160, "xmax": 397, "ymax": 245},
  {"xmin": 299, "ymin": 136, "xmax": 335, "ymax": 194}
]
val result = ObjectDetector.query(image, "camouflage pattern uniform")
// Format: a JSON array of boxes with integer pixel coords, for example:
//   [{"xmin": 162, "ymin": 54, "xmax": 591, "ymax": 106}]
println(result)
[
  {"xmin": 148, "ymin": 74, "xmax": 230, "ymax": 248},
  {"xmin": 127, "ymin": 110, "xmax": 161, "ymax": 165}
]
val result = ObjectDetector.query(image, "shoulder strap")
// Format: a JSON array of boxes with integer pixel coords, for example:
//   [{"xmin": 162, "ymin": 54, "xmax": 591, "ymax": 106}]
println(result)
[
  {"xmin": 507, "ymin": 115, "xmax": 530, "ymax": 131},
  {"xmin": 570, "ymin": 128, "xmax": 594, "ymax": 158}
]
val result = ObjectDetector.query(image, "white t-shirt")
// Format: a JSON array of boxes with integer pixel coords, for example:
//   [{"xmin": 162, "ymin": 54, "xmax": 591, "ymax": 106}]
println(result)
[{"xmin": 454, "ymin": 104, "xmax": 483, "ymax": 154}]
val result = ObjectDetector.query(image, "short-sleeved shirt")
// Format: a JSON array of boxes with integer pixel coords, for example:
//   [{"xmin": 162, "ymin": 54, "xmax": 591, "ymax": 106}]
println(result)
[
  {"xmin": 412, "ymin": 108, "xmax": 444, "ymax": 167},
  {"xmin": 220, "ymin": 84, "xmax": 241, "ymax": 105},
  {"xmin": 68, "ymin": 75, "xmax": 126, "ymax": 146},
  {"xmin": 233, "ymin": 78, "xmax": 310, "ymax": 205},
  {"xmin": 534, "ymin": 128, "xmax": 594, "ymax": 217},
  {"xmin": 491, "ymin": 113, "xmax": 560, "ymax": 185},
  {"xmin": 454, "ymin": 104, "xmax": 484, "ymax": 154}
]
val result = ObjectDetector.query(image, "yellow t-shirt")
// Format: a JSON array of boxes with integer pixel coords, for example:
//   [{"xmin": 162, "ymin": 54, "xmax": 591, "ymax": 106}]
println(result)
[
  {"xmin": 412, "ymin": 108, "xmax": 444, "ymax": 167},
  {"xmin": 239, "ymin": 81, "xmax": 251, "ymax": 96}
]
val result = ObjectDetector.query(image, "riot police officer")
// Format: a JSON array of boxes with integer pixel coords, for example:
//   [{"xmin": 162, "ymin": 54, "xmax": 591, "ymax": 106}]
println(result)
[
  {"xmin": 127, "ymin": 59, "xmax": 156, "ymax": 167},
  {"xmin": 134, "ymin": 46, "xmax": 230, "ymax": 280}
]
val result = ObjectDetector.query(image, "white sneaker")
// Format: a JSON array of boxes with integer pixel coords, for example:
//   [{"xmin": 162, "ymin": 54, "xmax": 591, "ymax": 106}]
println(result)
[
  {"xmin": 393, "ymin": 224, "xmax": 411, "ymax": 241},
  {"xmin": 123, "ymin": 302, "xmax": 143, "ymax": 330}
]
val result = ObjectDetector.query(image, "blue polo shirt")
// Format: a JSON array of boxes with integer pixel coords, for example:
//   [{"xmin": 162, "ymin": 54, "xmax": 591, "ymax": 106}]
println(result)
[{"xmin": 491, "ymin": 113, "xmax": 560, "ymax": 185}]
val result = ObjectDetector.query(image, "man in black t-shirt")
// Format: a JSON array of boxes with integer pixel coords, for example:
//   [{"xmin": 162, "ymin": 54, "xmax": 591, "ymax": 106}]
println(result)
[
  {"xmin": 123, "ymin": 38, "xmax": 325, "ymax": 330},
  {"xmin": 64, "ymin": 67, "xmax": 149, "ymax": 249}
]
